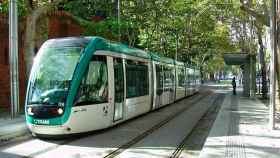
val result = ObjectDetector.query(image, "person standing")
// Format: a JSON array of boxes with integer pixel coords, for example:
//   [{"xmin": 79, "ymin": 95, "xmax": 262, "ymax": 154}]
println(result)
[{"xmin": 232, "ymin": 77, "xmax": 236, "ymax": 95}]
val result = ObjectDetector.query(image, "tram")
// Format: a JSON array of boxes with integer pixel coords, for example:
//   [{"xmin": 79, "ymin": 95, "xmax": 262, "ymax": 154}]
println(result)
[{"xmin": 25, "ymin": 37, "xmax": 201, "ymax": 136}]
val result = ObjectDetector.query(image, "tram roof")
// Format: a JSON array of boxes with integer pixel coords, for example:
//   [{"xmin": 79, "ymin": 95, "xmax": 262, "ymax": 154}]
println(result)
[
  {"xmin": 89, "ymin": 37, "xmax": 179, "ymax": 64},
  {"xmin": 87, "ymin": 37, "xmax": 151, "ymax": 59},
  {"xmin": 149, "ymin": 52, "xmax": 175, "ymax": 64},
  {"xmin": 150, "ymin": 53, "xmax": 186, "ymax": 66},
  {"xmin": 175, "ymin": 61, "xmax": 185, "ymax": 66},
  {"xmin": 43, "ymin": 37, "xmax": 91, "ymax": 48},
  {"xmin": 44, "ymin": 37, "xmax": 190, "ymax": 66}
]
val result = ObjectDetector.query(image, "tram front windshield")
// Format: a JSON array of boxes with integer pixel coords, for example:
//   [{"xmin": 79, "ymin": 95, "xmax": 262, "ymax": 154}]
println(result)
[{"xmin": 27, "ymin": 46, "xmax": 83, "ymax": 106}]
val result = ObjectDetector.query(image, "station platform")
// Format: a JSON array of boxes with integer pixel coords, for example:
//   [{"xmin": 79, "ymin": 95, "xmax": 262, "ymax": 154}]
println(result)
[{"xmin": 199, "ymin": 89, "xmax": 280, "ymax": 158}]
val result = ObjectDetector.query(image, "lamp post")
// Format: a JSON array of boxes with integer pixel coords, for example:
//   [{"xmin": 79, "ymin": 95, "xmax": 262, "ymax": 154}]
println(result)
[{"xmin": 9, "ymin": 0, "xmax": 19, "ymax": 119}]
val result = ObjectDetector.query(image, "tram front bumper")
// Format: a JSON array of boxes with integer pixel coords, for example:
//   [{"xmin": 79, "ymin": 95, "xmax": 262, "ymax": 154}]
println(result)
[{"xmin": 27, "ymin": 123, "xmax": 69, "ymax": 135}]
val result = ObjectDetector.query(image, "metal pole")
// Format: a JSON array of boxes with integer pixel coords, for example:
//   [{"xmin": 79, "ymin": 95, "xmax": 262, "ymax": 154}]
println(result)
[
  {"xmin": 117, "ymin": 0, "xmax": 121, "ymax": 42},
  {"xmin": 269, "ymin": 0, "xmax": 277, "ymax": 130},
  {"xmin": 9, "ymin": 0, "xmax": 19, "ymax": 118},
  {"xmin": 9, "ymin": 0, "xmax": 19, "ymax": 119},
  {"xmin": 175, "ymin": 33, "xmax": 178, "ymax": 61},
  {"xmin": 258, "ymin": 64, "xmax": 263, "ymax": 94}
]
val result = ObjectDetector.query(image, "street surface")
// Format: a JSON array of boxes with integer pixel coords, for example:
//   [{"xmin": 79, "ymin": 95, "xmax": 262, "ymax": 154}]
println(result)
[{"xmin": 0, "ymin": 86, "xmax": 226, "ymax": 158}]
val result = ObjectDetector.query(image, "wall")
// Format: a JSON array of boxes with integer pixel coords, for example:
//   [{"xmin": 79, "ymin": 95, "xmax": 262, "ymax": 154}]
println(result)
[
  {"xmin": 0, "ymin": 15, "xmax": 26, "ymax": 108},
  {"xmin": 0, "ymin": 11, "xmax": 85, "ymax": 109}
]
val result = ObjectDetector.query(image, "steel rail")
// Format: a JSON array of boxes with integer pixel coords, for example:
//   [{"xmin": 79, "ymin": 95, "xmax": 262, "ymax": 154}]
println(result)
[
  {"xmin": 103, "ymin": 91, "xmax": 213, "ymax": 158},
  {"xmin": 170, "ymin": 93, "xmax": 225, "ymax": 158}
]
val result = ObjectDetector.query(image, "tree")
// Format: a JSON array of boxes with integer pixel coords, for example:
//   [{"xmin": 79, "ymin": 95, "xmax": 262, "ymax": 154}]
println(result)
[
  {"xmin": 23, "ymin": 0, "xmax": 68, "ymax": 78},
  {"xmin": 1, "ymin": 0, "xmax": 264, "ymax": 86},
  {"xmin": 240, "ymin": 0, "xmax": 270, "ymax": 98}
]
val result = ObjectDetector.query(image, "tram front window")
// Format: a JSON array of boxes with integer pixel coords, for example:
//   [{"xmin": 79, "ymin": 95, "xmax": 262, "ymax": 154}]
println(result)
[{"xmin": 27, "ymin": 46, "xmax": 82, "ymax": 107}]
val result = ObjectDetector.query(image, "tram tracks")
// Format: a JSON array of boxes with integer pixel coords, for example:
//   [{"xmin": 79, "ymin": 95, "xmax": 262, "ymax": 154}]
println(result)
[
  {"xmin": 170, "ymin": 93, "xmax": 225, "ymax": 158},
  {"xmin": 20, "ymin": 91, "xmax": 212, "ymax": 158},
  {"xmin": 103, "ymin": 91, "xmax": 213, "ymax": 158}
]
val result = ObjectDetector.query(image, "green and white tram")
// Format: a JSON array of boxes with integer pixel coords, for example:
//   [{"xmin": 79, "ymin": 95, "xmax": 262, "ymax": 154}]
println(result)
[{"xmin": 25, "ymin": 37, "xmax": 201, "ymax": 137}]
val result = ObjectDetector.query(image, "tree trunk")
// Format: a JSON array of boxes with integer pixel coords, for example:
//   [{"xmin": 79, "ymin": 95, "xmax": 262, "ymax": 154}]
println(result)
[
  {"xmin": 256, "ymin": 28, "xmax": 268, "ymax": 98},
  {"xmin": 24, "ymin": 15, "xmax": 36, "ymax": 79},
  {"xmin": 276, "ymin": 2, "xmax": 280, "ymax": 111},
  {"xmin": 276, "ymin": 21, "xmax": 280, "ymax": 111},
  {"xmin": 23, "ymin": 1, "xmax": 65, "ymax": 79},
  {"xmin": 240, "ymin": 1, "xmax": 280, "ymax": 110},
  {"xmin": 200, "ymin": 66, "xmax": 204, "ymax": 84}
]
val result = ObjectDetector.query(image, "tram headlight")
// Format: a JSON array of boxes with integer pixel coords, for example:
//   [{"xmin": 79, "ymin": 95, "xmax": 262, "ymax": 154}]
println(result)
[
  {"xmin": 27, "ymin": 107, "xmax": 34, "ymax": 116},
  {"xmin": 57, "ymin": 108, "xmax": 64, "ymax": 115}
]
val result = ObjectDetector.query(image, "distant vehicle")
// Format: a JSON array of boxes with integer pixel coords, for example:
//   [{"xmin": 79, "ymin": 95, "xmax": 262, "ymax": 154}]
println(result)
[{"xmin": 25, "ymin": 37, "xmax": 201, "ymax": 137}]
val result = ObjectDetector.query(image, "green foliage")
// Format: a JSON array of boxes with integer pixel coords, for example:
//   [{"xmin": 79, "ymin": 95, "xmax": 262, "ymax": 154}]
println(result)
[
  {"xmin": 2, "ymin": 0, "xmax": 261, "ymax": 77},
  {"xmin": 0, "ymin": 0, "xmax": 28, "ymax": 17},
  {"xmin": 205, "ymin": 55, "xmax": 225, "ymax": 73},
  {"xmin": 57, "ymin": 0, "xmax": 241, "ymax": 70},
  {"xmin": 0, "ymin": 0, "xmax": 8, "ymax": 15},
  {"xmin": 63, "ymin": 0, "xmax": 116, "ymax": 21}
]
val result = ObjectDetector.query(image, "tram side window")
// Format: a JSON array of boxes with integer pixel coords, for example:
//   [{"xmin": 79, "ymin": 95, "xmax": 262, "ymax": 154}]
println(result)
[
  {"xmin": 195, "ymin": 72, "xmax": 198, "ymax": 85},
  {"xmin": 190, "ymin": 70, "xmax": 194, "ymax": 85},
  {"xmin": 156, "ymin": 64, "xmax": 164, "ymax": 95},
  {"xmin": 186, "ymin": 69, "xmax": 190, "ymax": 86},
  {"xmin": 163, "ymin": 66, "xmax": 175, "ymax": 91},
  {"xmin": 74, "ymin": 56, "xmax": 108, "ymax": 106},
  {"xmin": 178, "ymin": 67, "xmax": 185, "ymax": 87},
  {"xmin": 114, "ymin": 58, "xmax": 124, "ymax": 103},
  {"xmin": 126, "ymin": 60, "xmax": 149, "ymax": 98}
]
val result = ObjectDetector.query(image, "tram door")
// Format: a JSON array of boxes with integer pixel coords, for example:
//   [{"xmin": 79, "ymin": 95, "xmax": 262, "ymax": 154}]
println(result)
[{"xmin": 113, "ymin": 58, "xmax": 125, "ymax": 121}]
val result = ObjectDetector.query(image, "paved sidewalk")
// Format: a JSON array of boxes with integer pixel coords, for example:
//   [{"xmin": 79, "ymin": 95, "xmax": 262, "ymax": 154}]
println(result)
[
  {"xmin": 199, "ymin": 90, "xmax": 280, "ymax": 158},
  {"xmin": 0, "ymin": 115, "xmax": 28, "ymax": 143}
]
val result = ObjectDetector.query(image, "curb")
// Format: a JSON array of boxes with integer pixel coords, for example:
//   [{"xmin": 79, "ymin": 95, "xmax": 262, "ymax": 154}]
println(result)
[{"xmin": 0, "ymin": 121, "xmax": 29, "ymax": 145}]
